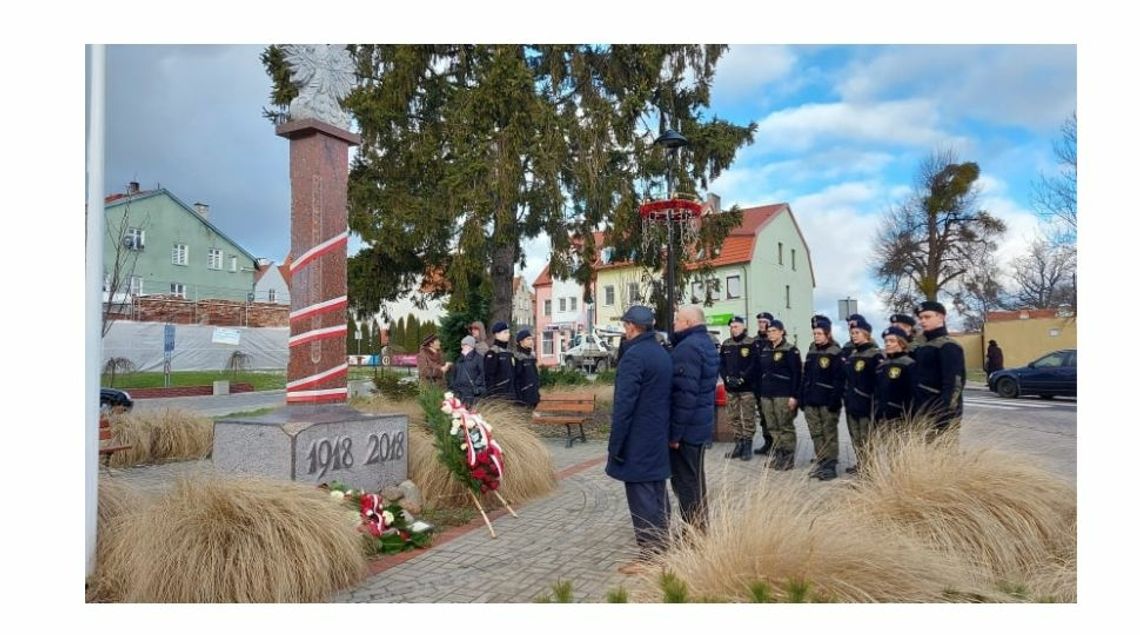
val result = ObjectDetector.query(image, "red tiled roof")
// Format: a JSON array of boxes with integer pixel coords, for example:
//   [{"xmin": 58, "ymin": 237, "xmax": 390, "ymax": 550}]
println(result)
[
  {"xmin": 986, "ymin": 309, "xmax": 1063, "ymax": 322},
  {"xmin": 279, "ymin": 255, "xmax": 294, "ymax": 288},
  {"xmin": 533, "ymin": 263, "xmax": 552, "ymax": 287}
]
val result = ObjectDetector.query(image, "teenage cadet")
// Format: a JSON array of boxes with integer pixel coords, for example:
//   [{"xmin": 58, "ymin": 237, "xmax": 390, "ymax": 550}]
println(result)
[
  {"xmin": 889, "ymin": 313, "xmax": 922, "ymax": 352},
  {"xmin": 799, "ymin": 315, "xmax": 845, "ymax": 481},
  {"xmin": 758, "ymin": 319, "xmax": 802, "ymax": 471},
  {"xmin": 483, "ymin": 321, "xmax": 516, "ymax": 400},
  {"xmin": 875, "ymin": 325, "xmax": 918, "ymax": 429},
  {"xmin": 719, "ymin": 316, "xmax": 757, "ymax": 460},
  {"xmin": 514, "ymin": 329, "xmax": 540, "ymax": 408},
  {"xmin": 911, "ymin": 300, "xmax": 966, "ymax": 442},
  {"xmin": 842, "ymin": 316, "xmax": 883, "ymax": 475},
  {"xmin": 751, "ymin": 312, "xmax": 776, "ymax": 455}
]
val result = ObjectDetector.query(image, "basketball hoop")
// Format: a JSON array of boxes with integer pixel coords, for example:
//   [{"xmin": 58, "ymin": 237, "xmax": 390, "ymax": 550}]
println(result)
[{"xmin": 638, "ymin": 194, "xmax": 708, "ymax": 256}]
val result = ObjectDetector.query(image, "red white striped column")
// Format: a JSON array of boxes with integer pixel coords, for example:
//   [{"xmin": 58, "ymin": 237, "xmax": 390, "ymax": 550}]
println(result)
[{"xmin": 276, "ymin": 119, "xmax": 361, "ymax": 405}]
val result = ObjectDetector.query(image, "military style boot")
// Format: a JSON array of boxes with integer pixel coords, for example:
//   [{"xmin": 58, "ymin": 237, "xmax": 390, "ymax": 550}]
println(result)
[
  {"xmin": 740, "ymin": 439, "xmax": 753, "ymax": 461},
  {"xmin": 753, "ymin": 435, "xmax": 773, "ymax": 455},
  {"xmin": 778, "ymin": 450, "xmax": 796, "ymax": 471},
  {"xmin": 725, "ymin": 440, "xmax": 744, "ymax": 459},
  {"xmin": 817, "ymin": 459, "xmax": 838, "ymax": 481}
]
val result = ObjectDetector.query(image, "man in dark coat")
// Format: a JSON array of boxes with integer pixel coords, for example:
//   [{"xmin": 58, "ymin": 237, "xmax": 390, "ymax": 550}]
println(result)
[
  {"xmin": 483, "ymin": 321, "xmax": 516, "ymax": 400},
  {"xmin": 607, "ymin": 305, "xmax": 673, "ymax": 574},
  {"xmin": 913, "ymin": 300, "xmax": 966, "ymax": 442},
  {"xmin": 668, "ymin": 305, "xmax": 719, "ymax": 530},
  {"xmin": 985, "ymin": 339, "xmax": 1005, "ymax": 378},
  {"xmin": 513, "ymin": 329, "xmax": 540, "ymax": 408},
  {"xmin": 448, "ymin": 335, "xmax": 485, "ymax": 408},
  {"xmin": 750, "ymin": 311, "xmax": 776, "ymax": 455},
  {"xmin": 800, "ymin": 315, "xmax": 845, "ymax": 481},
  {"xmin": 720, "ymin": 315, "xmax": 757, "ymax": 460},
  {"xmin": 758, "ymin": 319, "xmax": 802, "ymax": 471}
]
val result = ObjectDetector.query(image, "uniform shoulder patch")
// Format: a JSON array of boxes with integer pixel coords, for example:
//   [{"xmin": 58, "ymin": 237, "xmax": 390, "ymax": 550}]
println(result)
[
  {"xmin": 741, "ymin": 347, "xmax": 749, "ymax": 357},
  {"xmin": 854, "ymin": 359, "xmax": 865, "ymax": 372},
  {"xmin": 773, "ymin": 351, "xmax": 784, "ymax": 362},
  {"xmin": 819, "ymin": 356, "xmax": 830, "ymax": 369},
  {"xmin": 888, "ymin": 366, "xmax": 902, "ymax": 379}
]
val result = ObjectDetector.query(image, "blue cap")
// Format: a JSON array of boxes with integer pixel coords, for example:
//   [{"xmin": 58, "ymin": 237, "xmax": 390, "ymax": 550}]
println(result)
[
  {"xmin": 889, "ymin": 313, "xmax": 916, "ymax": 327},
  {"xmin": 846, "ymin": 313, "xmax": 865, "ymax": 324},
  {"xmin": 730, "ymin": 315, "xmax": 746, "ymax": 325},
  {"xmin": 811, "ymin": 314, "xmax": 832, "ymax": 333},
  {"xmin": 491, "ymin": 321, "xmax": 510, "ymax": 334},
  {"xmin": 620, "ymin": 305, "xmax": 655, "ymax": 328},
  {"xmin": 915, "ymin": 301, "xmax": 947, "ymax": 316},
  {"xmin": 850, "ymin": 316, "xmax": 872, "ymax": 333},
  {"xmin": 768, "ymin": 319, "xmax": 785, "ymax": 332},
  {"xmin": 516, "ymin": 329, "xmax": 532, "ymax": 342},
  {"xmin": 882, "ymin": 326, "xmax": 909, "ymax": 341},
  {"xmin": 755, "ymin": 312, "xmax": 774, "ymax": 321}
]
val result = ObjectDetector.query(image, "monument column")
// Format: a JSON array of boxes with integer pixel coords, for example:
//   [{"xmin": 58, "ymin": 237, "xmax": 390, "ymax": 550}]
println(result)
[{"xmin": 275, "ymin": 118, "xmax": 359, "ymax": 406}]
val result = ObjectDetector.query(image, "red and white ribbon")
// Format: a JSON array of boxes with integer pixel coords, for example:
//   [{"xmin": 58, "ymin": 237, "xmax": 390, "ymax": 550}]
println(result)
[
  {"xmin": 290, "ymin": 295, "xmax": 348, "ymax": 323},
  {"xmin": 286, "ymin": 387, "xmax": 349, "ymax": 403},
  {"xmin": 290, "ymin": 231, "xmax": 348, "ymax": 274},
  {"xmin": 286, "ymin": 362, "xmax": 348, "ymax": 392},
  {"xmin": 289, "ymin": 324, "xmax": 348, "ymax": 348}
]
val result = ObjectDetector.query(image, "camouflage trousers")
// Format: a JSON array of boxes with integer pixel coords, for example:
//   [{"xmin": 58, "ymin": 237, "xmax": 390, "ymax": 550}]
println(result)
[
  {"xmin": 725, "ymin": 391, "xmax": 757, "ymax": 441},
  {"xmin": 803, "ymin": 406, "xmax": 840, "ymax": 463},
  {"xmin": 846, "ymin": 414, "xmax": 873, "ymax": 465},
  {"xmin": 760, "ymin": 397, "xmax": 798, "ymax": 455}
]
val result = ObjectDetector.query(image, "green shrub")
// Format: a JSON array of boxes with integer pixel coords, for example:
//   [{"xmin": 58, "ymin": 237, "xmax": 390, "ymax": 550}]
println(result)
[
  {"xmin": 372, "ymin": 372, "xmax": 420, "ymax": 401},
  {"xmin": 539, "ymin": 367, "xmax": 589, "ymax": 386},
  {"xmin": 594, "ymin": 369, "xmax": 617, "ymax": 383},
  {"xmin": 606, "ymin": 586, "xmax": 629, "ymax": 603}
]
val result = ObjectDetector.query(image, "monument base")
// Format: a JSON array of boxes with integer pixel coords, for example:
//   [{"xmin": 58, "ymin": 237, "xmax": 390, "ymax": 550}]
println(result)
[{"xmin": 213, "ymin": 404, "xmax": 409, "ymax": 492}]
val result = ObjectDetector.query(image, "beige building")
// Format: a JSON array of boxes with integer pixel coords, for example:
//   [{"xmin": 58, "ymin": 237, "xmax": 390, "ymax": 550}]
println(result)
[
  {"xmin": 511, "ymin": 276, "xmax": 536, "ymax": 330},
  {"xmin": 951, "ymin": 308, "xmax": 1077, "ymax": 371}
]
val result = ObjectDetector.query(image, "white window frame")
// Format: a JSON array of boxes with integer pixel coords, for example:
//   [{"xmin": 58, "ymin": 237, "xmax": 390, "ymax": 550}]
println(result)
[
  {"xmin": 785, "ymin": 284, "xmax": 791, "ymax": 309},
  {"xmin": 543, "ymin": 299, "xmax": 552, "ymax": 317},
  {"xmin": 792, "ymin": 248, "xmax": 797, "ymax": 271},
  {"xmin": 691, "ymin": 281, "xmax": 704, "ymax": 303},
  {"xmin": 726, "ymin": 274, "xmax": 742, "ymax": 300},
  {"xmin": 570, "ymin": 297, "xmax": 578, "ymax": 312},
  {"xmin": 559, "ymin": 297, "xmax": 567, "ymax": 313},
  {"xmin": 778, "ymin": 242, "xmax": 784, "ymax": 265},
  {"xmin": 208, "ymin": 248, "xmax": 223, "ymax": 270},
  {"xmin": 103, "ymin": 272, "xmax": 110, "ymax": 292},
  {"xmin": 230, "ymin": 256, "xmax": 238, "ymax": 272},
  {"xmin": 170, "ymin": 282, "xmax": 186, "ymax": 299},
  {"xmin": 542, "ymin": 331, "xmax": 554, "ymax": 356},
  {"xmin": 604, "ymin": 285, "xmax": 615, "ymax": 306},
  {"xmin": 707, "ymin": 278, "xmax": 721, "ymax": 301},
  {"xmin": 129, "ymin": 276, "xmax": 143, "ymax": 296},
  {"xmin": 268, "ymin": 288, "xmax": 277, "ymax": 303},
  {"xmin": 628, "ymin": 283, "xmax": 640, "ymax": 303},
  {"xmin": 172, "ymin": 243, "xmax": 188, "ymax": 266},
  {"xmin": 126, "ymin": 227, "xmax": 145, "ymax": 250}
]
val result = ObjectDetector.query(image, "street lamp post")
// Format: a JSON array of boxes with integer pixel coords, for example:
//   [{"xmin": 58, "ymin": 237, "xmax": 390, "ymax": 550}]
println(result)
[{"xmin": 653, "ymin": 129, "xmax": 690, "ymax": 336}]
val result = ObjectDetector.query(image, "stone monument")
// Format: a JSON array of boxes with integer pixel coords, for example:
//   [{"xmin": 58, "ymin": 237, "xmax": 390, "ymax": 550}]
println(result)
[{"xmin": 214, "ymin": 45, "xmax": 408, "ymax": 491}]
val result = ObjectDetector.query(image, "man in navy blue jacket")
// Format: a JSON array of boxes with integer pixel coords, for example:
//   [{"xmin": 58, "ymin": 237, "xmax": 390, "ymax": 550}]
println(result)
[
  {"xmin": 668, "ymin": 305, "xmax": 719, "ymax": 531},
  {"xmin": 607, "ymin": 305, "xmax": 674, "ymax": 574}
]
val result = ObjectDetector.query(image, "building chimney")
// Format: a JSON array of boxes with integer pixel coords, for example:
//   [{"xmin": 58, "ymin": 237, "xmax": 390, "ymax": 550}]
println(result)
[
  {"xmin": 127, "ymin": 181, "xmax": 140, "ymax": 195},
  {"xmin": 193, "ymin": 202, "xmax": 209, "ymax": 221},
  {"xmin": 706, "ymin": 192, "xmax": 721, "ymax": 213}
]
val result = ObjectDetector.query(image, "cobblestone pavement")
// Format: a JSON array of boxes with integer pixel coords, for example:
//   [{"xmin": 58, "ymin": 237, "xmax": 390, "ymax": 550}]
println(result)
[{"xmin": 107, "ymin": 398, "xmax": 1074, "ymax": 603}]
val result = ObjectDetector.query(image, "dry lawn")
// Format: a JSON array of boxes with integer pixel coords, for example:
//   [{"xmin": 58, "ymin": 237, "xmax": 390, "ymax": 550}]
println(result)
[
  {"xmin": 87, "ymin": 475, "xmax": 367, "ymax": 603},
  {"xmin": 106, "ymin": 408, "xmax": 213, "ymax": 467}
]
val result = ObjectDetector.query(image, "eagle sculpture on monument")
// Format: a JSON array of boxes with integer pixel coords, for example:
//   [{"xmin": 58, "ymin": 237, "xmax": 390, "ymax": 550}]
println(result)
[{"xmin": 282, "ymin": 44, "xmax": 355, "ymax": 130}]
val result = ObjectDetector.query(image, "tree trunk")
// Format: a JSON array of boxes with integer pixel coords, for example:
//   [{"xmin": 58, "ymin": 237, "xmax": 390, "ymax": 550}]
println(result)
[{"xmin": 490, "ymin": 239, "xmax": 517, "ymax": 330}]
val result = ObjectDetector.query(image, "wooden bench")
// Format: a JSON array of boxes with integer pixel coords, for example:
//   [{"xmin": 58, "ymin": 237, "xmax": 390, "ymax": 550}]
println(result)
[
  {"xmin": 99, "ymin": 414, "xmax": 132, "ymax": 471},
  {"xmin": 532, "ymin": 392, "xmax": 596, "ymax": 448}
]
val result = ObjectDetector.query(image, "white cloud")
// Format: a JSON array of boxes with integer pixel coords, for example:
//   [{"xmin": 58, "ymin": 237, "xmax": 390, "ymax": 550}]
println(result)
[
  {"xmin": 752, "ymin": 100, "xmax": 964, "ymax": 153},
  {"xmin": 711, "ymin": 45, "xmax": 797, "ymax": 102},
  {"xmin": 838, "ymin": 45, "xmax": 1075, "ymax": 131}
]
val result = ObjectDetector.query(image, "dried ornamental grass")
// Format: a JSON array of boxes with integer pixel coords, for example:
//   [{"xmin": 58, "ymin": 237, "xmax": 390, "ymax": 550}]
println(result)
[
  {"xmin": 91, "ymin": 475, "xmax": 367, "ymax": 602},
  {"xmin": 846, "ymin": 426, "xmax": 1077, "ymax": 584},
  {"xmin": 106, "ymin": 408, "xmax": 213, "ymax": 467},
  {"xmin": 635, "ymin": 472, "xmax": 983, "ymax": 603},
  {"xmin": 87, "ymin": 479, "xmax": 151, "ymax": 602}
]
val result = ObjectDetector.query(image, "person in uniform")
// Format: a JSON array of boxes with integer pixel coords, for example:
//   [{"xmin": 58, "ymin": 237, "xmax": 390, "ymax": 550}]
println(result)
[
  {"xmin": 751, "ymin": 311, "xmax": 776, "ymax": 455},
  {"xmin": 911, "ymin": 300, "xmax": 966, "ymax": 442},
  {"xmin": 842, "ymin": 316, "xmax": 883, "ymax": 475},
  {"xmin": 607, "ymin": 305, "xmax": 673, "ymax": 574},
  {"xmin": 513, "ymin": 329, "xmax": 540, "ymax": 408},
  {"xmin": 875, "ymin": 325, "xmax": 918, "ymax": 430},
  {"xmin": 799, "ymin": 315, "xmax": 845, "ymax": 481},
  {"xmin": 889, "ymin": 313, "xmax": 922, "ymax": 352},
  {"xmin": 483, "ymin": 321, "xmax": 517, "ymax": 400},
  {"xmin": 719, "ymin": 316, "xmax": 757, "ymax": 460},
  {"xmin": 758, "ymin": 319, "xmax": 802, "ymax": 471},
  {"xmin": 839, "ymin": 313, "xmax": 867, "ymax": 362},
  {"xmin": 668, "ymin": 305, "xmax": 719, "ymax": 530}
]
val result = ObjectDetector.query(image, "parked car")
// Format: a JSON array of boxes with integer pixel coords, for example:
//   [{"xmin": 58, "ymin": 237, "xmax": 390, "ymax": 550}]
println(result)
[
  {"xmin": 100, "ymin": 387, "xmax": 134, "ymax": 413},
  {"xmin": 987, "ymin": 349, "xmax": 1076, "ymax": 399}
]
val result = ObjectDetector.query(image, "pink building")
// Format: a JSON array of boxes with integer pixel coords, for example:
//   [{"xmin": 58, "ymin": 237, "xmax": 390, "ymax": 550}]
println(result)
[{"xmin": 532, "ymin": 263, "xmax": 589, "ymax": 368}]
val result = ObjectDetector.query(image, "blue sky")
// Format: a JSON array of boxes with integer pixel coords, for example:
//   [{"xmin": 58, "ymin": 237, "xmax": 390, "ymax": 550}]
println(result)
[{"xmin": 100, "ymin": 44, "xmax": 1074, "ymax": 334}]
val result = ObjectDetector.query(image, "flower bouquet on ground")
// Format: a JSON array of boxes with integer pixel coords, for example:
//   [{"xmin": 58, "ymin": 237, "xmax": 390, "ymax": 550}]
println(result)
[
  {"xmin": 419, "ymin": 388, "xmax": 518, "ymax": 537},
  {"xmin": 321, "ymin": 481, "xmax": 433, "ymax": 555}
]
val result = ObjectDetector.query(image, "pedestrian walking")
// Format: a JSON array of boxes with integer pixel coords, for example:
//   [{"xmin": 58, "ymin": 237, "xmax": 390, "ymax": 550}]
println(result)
[
  {"xmin": 842, "ymin": 316, "xmax": 883, "ymax": 475},
  {"xmin": 514, "ymin": 329, "xmax": 541, "ymax": 408},
  {"xmin": 799, "ymin": 315, "xmax": 845, "ymax": 481},
  {"xmin": 720, "ymin": 316, "xmax": 757, "ymax": 460},
  {"xmin": 416, "ymin": 333, "xmax": 451, "ymax": 389},
  {"xmin": 483, "ymin": 321, "xmax": 516, "ymax": 400},
  {"xmin": 668, "ymin": 306, "xmax": 719, "ymax": 530},
  {"xmin": 750, "ymin": 311, "xmax": 776, "ymax": 455},
  {"xmin": 875, "ymin": 325, "xmax": 918, "ymax": 429},
  {"xmin": 985, "ymin": 339, "xmax": 1005, "ymax": 378},
  {"xmin": 912, "ymin": 300, "xmax": 966, "ymax": 442},
  {"xmin": 607, "ymin": 306, "xmax": 674, "ymax": 574},
  {"xmin": 448, "ymin": 335, "xmax": 485, "ymax": 408},
  {"xmin": 757, "ymin": 318, "xmax": 802, "ymax": 470}
]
